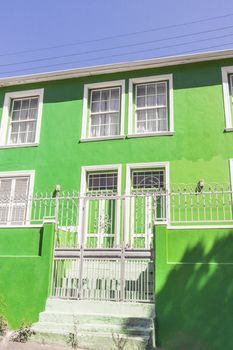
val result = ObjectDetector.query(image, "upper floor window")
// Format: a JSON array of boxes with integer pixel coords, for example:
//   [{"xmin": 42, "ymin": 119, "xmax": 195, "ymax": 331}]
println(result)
[
  {"xmin": 221, "ymin": 66, "xmax": 233, "ymax": 131},
  {"xmin": 81, "ymin": 81, "xmax": 125, "ymax": 141},
  {"xmin": 0, "ymin": 89, "xmax": 44, "ymax": 148},
  {"xmin": 128, "ymin": 74, "xmax": 174, "ymax": 137}
]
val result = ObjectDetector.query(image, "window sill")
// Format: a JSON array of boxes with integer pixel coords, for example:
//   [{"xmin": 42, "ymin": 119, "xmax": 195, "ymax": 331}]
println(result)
[
  {"xmin": 127, "ymin": 131, "xmax": 174, "ymax": 138},
  {"xmin": 80, "ymin": 135, "xmax": 125, "ymax": 142},
  {"xmin": 224, "ymin": 127, "xmax": 233, "ymax": 132},
  {"xmin": 0, "ymin": 143, "xmax": 39, "ymax": 149}
]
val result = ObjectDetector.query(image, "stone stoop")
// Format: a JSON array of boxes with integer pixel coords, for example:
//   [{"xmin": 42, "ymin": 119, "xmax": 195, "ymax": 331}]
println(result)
[{"xmin": 32, "ymin": 298, "xmax": 155, "ymax": 350}]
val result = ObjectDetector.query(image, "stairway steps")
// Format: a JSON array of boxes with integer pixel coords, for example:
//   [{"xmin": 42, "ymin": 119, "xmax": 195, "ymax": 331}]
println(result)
[
  {"xmin": 32, "ymin": 299, "xmax": 155, "ymax": 350},
  {"xmin": 33, "ymin": 321, "xmax": 152, "ymax": 336},
  {"xmin": 46, "ymin": 298, "xmax": 155, "ymax": 318},
  {"xmin": 39, "ymin": 311, "xmax": 153, "ymax": 327}
]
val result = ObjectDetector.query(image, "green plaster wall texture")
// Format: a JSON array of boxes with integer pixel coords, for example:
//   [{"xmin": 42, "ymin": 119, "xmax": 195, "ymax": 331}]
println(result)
[
  {"xmin": 0, "ymin": 58, "xmax": 233, "ymax": 193},
  {"xmin": 156, "ymin": 226, "xmax": 233, "ymax": 350},
  {"xmin": 0, "ymin": 223, "xmax": 54, "ymax": 328}
]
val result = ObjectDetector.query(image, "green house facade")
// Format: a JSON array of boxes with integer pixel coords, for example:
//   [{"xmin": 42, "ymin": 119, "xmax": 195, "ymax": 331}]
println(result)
[{"xmin": 1, "ymin": 50, "xmax": 233, "ymax": 349}]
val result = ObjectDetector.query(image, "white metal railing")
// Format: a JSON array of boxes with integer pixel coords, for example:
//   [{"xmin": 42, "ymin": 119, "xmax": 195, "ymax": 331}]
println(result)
[
  {"xmin": 0, "ymin": 185, "xmax": 233, "ymax": 247},
  {"xmin": 51, "ymin": 256, "xmax": 154, "ymax": 303}
]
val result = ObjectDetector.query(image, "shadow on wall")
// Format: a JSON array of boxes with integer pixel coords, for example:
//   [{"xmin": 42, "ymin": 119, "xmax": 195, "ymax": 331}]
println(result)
[{"xmin": 156, "ymin": 231, "xmax": 233, "ymax": 350}]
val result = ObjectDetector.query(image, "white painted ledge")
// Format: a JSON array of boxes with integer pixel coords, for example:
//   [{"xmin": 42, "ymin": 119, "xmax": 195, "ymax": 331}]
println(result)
[
  {"xmin": 127, "ymin": 131, "xmax": 174, "ymax": 138},
  {"xmin": 0, "ymin": 143, "xmax": 39, "ymax": 149},
  {"xmin": 80, "ymin": 135, "xmax": 125, "ymax": 142},
  {"xmin": 224, "ymin": 128, "xmax": 233, "ymax": 132}
]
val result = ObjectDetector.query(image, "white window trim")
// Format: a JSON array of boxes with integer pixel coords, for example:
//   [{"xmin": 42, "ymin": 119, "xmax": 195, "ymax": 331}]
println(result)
[
  {"xmin": 221, "ymin": 66, "xmax": 233, "ymax": 131},
  {"xmin": 128, "ymin": 74, "xmax": 174, "ymax": 136},
  {"xmin": 0, "ymin": 89, "xmax": 44, "ymax": 147},
  {"xmin": 0, "ymin": 169, "xmax": 35, "ymax": 227},
  {"xmin": 79, "ymin": 164, "xmax": 122, "ymax": 247},
  {"xmin": 81, "ymin": 80, "xmax": 125, "ymax": 141},
  {"xmin": 229, "ymin": 159, "xmax": 233, "ymax": 188},
  {"xmin": 125, "ymin": 162, "xmax": 170, "ymax": 244}
]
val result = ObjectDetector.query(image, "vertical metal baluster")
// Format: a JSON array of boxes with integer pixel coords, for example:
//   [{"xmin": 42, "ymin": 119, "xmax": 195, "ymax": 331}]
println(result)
[
  {"xmin": 210, "ymin": 187, "xmax": 213, "ymax": 222},
  {"xmin": 222, "ymin": 185, "xmax": 226, "ymax": 221}
]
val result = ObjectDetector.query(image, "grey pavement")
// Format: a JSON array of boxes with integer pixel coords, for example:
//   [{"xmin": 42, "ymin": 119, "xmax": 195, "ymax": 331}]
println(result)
[{"xmin": 0, "ymin": 342, "xmax": 85, "ymax": 350}]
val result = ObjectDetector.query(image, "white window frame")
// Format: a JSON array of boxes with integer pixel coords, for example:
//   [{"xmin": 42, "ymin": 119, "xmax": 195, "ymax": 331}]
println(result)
[
  {"xmin": 79, "ymin": 164, "xmax": 122, "ymax": 247},
  {"xmin": 0, "ymin": 89, "xmax": 44, "ymax": 148},
  {"xmin": 128, "ymin": 74, "xmax": 174, "ymax": 137},
  {"xmin": 125, "ymin": 162, "xmax": 170, "ymax": 247},
  {"xmin": 0, "ymin": 170, "xmax": 35, "ymax": 226},
  {"xmin": 81, "ymin": 80, "xmax": 125, "ymax": 141},
  {"xmin": 221, "ymin": 66, "xmax": 233, "ymax": 131}
]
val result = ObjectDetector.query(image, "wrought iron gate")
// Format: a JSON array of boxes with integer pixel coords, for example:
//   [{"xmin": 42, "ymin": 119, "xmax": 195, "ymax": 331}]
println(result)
[{"xmin": 51, "ymin": 194, "xmax": 156, "ymax": 303}]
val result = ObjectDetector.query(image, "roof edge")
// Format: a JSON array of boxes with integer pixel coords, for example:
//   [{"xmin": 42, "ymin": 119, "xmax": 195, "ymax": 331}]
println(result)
[{"xmin": 0, "ymin": 48, "xmax": 233, "ymax": 87}]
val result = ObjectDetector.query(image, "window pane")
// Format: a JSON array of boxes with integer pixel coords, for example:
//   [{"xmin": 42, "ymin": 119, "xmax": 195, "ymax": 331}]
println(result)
[
  {"xmin": 137, "ymin": 110, "xmax": 146, "ymax": 121},
  {"xmin": 13, "ymin": 100, "xmax": 21, "ymax": 110},
  {"xmin": 0, "ymin": 179, "xmax": 12, "ymax": 199},
  {"xmin": 92, "ymin": 90, "xmax": 101, "ymax": 102},
  {"xmin": 91, "ymin": 101, "xmax": 100, "ymax": 113},
  {"xmin": 10, "ymin": 134, "xmax": 18, "ymax": 144},
  {"xmin": 88, "ymin": 173, "xmax": 118, "ymax": 191},
  {"xmin": 111, "ymin": 88, "xmax": 119, "ymax": 99},
  {"xmin": 19, "ymin": 122, "xmax": 27, "ymax": 132},
  {"xmin": 136, "ymin": 96, "xmax": 146, "ymax": 107},
  {"xmin": 147, "ymin": 95, "xmax": 156, "ymax": 106},
  {"xmin": 28, "ymin": 108, "xmax": 37, "ymax": 120},
  {"xmin": 101, "ymin": 89, "xmax": 110, "ymax": 101},
  {"xmin": 11, "ymin": 123, "xmax": 20, "ymax": 133},
  {"xmin": 132, "ymin": 170, "xmax": 165, "ymax": 190},
  {"xmin": 14, "ymin": 178, "xmax": 29, "ymax": 200},
  {"xmin": 11, "ymin": 206, "xmax": 26, "ymax": 224},
  {"xmin": 110, "ymin": 99, "xmax": 119, "ymax": 111},
  {"xmin": 30, "ymin": 98, "xmax": 38, "ymax": 108},
  {"xmin": 147, "ymin": 84, "xmax": 156, "ymax": 95},
  {"xmin": 21, "ymin": 99, "xmax": 30, "ymax": 109},
  {"xmin": 100, "ymin": 100, "xmax": 109, "ymax": 112},
  {"xmin": 27, "ymin": 131, "xmax": 36, "ymax": 143},
  {"xmin": 18, "ymin": 133, "xmax": 27, "ymax": 143},
  {"xmin": 20, "ymin": 109, "xmax": 28, "ymax": 120},
  {"xmin": 12, "ymin": 111, "xmax": 20, "ymax": 121},
  {"xmin": 157, "ymin": 93, "xmax": 166, "ymax": 106},
  {"xmin": 157, "ymin": 83, "xmax": 166, "ymax": 94},
  {"xmin": 137, "ymin": 85, "xmax": 146, "ymax": 96},
  {"xmin": 0, "ymin": 207, "xmax": 9, "ymax": 224}
]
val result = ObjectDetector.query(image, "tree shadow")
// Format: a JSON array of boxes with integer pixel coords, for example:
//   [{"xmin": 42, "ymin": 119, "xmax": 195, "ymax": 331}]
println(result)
[{"xmin": 156, "ymin": 230, "xmax": 233, "ymax": 350}]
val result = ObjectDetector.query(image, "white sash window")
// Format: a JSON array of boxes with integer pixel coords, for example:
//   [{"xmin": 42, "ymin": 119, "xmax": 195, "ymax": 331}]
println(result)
[{"xmin": 0, "ymin": 176, "xmax": 29, "ymax": 225}]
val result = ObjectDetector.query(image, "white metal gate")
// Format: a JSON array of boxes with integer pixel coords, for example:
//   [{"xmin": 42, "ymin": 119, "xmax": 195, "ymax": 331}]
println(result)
[{"xmin": 51, "ymin": 195, "xmax": 155, "ymax": 303}]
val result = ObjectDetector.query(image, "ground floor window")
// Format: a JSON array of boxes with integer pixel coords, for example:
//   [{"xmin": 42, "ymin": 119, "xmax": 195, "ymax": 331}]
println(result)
[{"xmin": 0, "ymin": 175, "xmax": 30, "ymax": 225}]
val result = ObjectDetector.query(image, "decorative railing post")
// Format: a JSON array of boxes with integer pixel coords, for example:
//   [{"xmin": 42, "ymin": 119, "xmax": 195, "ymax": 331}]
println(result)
[
  {"xmin": 120, "ymin": 197, "xmax": 126, "ymax": 301},
  {"xmin": 54, "ymin": 185, "xmax": 61, "ymax": 246},
  {"xmin": 78, "ymin": 196, "xmax": 86, "ymax": 299}
]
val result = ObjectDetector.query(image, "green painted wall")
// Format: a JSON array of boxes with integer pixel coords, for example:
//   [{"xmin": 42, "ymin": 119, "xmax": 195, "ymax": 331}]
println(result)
[
  {"xmin": 0, "ymin": 222, "xmax": 54, "ymax": 328},
  {"xmin": 0, "ymin": 58, "xmax": 233, "ymax": 192},
  {"xmin": 156, "ymin": 226, "xmax": 233, "ymax": 350}
]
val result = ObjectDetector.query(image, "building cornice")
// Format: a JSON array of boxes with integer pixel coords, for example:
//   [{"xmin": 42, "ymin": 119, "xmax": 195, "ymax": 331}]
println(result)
[{"xmin": 0, "ymin": 48, "xmax": 233, "ymax": 87}]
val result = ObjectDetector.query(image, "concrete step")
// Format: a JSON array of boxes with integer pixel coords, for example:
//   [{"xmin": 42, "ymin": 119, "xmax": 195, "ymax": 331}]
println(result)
[
  {"xmin": 32, "ymin": 330, "xmax": 151, "ymax": 350},
  {"xmin": 46, "ymin": 298, "xmax": 155, "ymax": 318},
  {"xmin": 33, "ymin": 320, "xmax": 153, "ymax": 336},
  {"xmin": 39, "ymin": 311, "xmax": 153, "ymax": 327},
  {"xmin": 32, "ymin": 298, "xmax": 155, "ymax": 350}
]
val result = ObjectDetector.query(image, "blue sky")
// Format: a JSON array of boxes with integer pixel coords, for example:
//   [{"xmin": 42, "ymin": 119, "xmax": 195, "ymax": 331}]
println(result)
[{"xmin": 1, "ymin": 0, "xmax": 233, "ymax": 77}]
